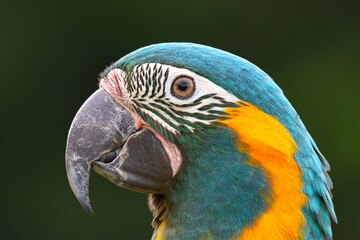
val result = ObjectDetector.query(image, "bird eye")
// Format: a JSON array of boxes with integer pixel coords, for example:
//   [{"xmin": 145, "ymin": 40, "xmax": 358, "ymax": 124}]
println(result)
[{"xmin": 171, "ymin": 76, "xmax": 195, "ymax": 99}]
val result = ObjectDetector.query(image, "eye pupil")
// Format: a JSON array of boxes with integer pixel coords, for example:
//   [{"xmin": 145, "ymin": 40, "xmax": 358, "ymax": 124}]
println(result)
[{"xmin": 177, "ymin": 81, "xmax": 189, "ymax": 91}]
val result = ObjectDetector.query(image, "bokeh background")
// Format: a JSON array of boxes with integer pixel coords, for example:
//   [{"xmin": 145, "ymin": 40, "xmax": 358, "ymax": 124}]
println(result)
[{"xmin": 1, "ymin": 0, "xmax": 359, "ymax": 239}]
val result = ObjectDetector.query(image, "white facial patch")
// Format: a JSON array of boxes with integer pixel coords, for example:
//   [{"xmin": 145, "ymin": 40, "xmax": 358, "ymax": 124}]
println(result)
[{"xmin": 100, "ymin": 63, "xmax": 240, "ymax": 135}]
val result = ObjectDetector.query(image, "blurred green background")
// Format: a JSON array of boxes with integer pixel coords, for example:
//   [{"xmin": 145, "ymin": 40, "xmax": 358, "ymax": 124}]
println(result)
[{"xmin": 1, "ymin": 0, "xmax": 359, "ymax": 239}]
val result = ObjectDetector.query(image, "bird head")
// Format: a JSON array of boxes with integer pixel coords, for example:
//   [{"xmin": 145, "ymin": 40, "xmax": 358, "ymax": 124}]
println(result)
[{"xmin": 66, "ymin": 43, "xmax": 336, "ymax": 239}]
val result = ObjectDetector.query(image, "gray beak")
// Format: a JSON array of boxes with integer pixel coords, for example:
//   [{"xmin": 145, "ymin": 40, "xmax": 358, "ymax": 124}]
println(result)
[{"xmin": 65, "ymin": 88, "xmax": 173, "ymax": 215}]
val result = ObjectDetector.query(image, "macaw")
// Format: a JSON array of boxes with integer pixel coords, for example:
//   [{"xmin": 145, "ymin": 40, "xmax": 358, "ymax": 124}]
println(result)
[{"xmin": 65, "ymin": 43, "xmax": 336, "ymax": 240}]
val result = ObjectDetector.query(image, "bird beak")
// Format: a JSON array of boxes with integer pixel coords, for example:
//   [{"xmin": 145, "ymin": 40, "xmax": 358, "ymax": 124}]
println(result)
[{"xmin": 65, "ymin": 88, "xmax": 173, "ymax": 215}]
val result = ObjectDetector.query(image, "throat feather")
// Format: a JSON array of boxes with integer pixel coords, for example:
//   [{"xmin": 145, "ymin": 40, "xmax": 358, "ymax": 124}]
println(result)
[
  {"xmin": 218, "ymin": 101, "xmax": 307, "ymax": 240},
  {"xmin": 156, "ymin": 126, "xmax": 271, "ymax": 240}
]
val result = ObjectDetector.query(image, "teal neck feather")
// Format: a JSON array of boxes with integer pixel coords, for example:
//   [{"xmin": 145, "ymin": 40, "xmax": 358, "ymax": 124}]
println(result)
[{"xmin": 160, "ymin": 126, "xmax": 271, "ymax": 239}]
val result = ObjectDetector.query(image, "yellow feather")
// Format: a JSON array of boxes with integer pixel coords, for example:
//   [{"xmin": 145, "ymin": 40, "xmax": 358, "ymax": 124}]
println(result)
[{"xmin": 218, "ymin": 101, "xmax": 307, "ymax": 240}]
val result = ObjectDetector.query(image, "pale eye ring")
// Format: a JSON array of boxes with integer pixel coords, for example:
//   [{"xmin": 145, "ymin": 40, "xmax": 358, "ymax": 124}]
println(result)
[{"xmin": 170, "ymin": 76, "xmax": 195, "ymax": 99}]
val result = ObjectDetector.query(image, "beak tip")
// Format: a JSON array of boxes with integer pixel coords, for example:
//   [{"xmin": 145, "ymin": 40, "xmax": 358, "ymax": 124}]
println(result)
[
  {"xmin": 73, "ymin": 188, "xmax": 94, "ymax": 216},
  {"xmin": 82, "ymin": 203, "xmax": 94, "ymax": 216},
  {"xmin": 66, "ymin": 163, "xmax": 94, "ymax": 216}
]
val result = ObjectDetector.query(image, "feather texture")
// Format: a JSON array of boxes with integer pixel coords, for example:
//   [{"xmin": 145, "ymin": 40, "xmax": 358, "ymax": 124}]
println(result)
[{"xmin": 103, "ymin": 43, "xmax": 336, "ymax": 239}]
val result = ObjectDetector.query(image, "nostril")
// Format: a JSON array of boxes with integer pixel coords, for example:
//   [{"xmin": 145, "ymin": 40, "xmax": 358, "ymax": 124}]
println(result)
[{"xmin": 99, "ymin": 149, "xmax": 120, "ymax": 163}]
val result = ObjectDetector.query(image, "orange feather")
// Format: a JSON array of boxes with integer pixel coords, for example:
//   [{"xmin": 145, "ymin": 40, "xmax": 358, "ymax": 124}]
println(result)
[{"xmin": 218, "ymin": 101, "xmax": 307, "ymax": 240}]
